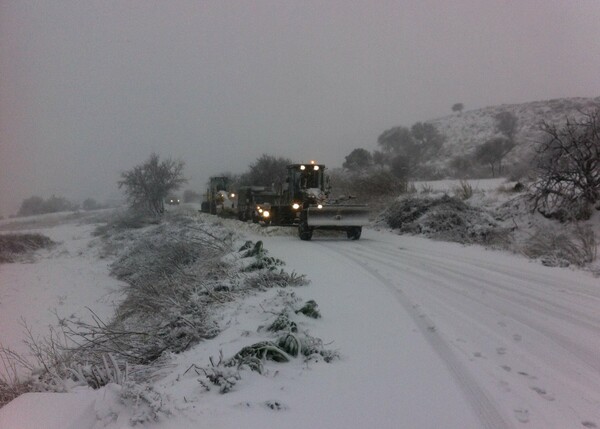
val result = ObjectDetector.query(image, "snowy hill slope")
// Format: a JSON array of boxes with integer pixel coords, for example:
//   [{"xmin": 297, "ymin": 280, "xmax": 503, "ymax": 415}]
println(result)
[{"xmin": 427, "ymin": 96, "xmax": 600, "ymax": 174}]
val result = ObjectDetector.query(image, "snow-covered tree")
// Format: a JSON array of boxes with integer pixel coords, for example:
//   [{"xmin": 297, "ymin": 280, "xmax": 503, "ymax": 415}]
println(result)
[{"xmin": 118, "ymin": 153, "xmax": 187, "ymax": 215}]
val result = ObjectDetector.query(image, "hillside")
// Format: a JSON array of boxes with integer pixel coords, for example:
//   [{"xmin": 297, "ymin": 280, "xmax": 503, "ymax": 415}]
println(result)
[{"xmin": 426, "ymin": 96, "xmax": 600, "ymax": 177}]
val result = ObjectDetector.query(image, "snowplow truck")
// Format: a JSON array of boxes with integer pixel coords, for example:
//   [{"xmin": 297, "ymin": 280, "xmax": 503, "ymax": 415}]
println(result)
[
  {"xmin": 236, "ymin": 186, "xmax": 278, "ymax": 223},
  {"xmin": 262, "ymin": 162, "xmax": 369, "ymax": 240},
  {"xmin": 201, "ymin": 176, "xmax": 235, "ymax": 215}
]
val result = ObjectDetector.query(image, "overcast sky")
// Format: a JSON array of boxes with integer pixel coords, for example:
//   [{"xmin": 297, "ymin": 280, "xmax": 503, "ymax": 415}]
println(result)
[{"xmin": 2, "ymin": 0, "xmax": 600, "ymax": 217}]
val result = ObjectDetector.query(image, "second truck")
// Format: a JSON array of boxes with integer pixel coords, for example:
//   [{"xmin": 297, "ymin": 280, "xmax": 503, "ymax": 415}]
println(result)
[{"xmin": 254, "ymin": 161, "xmax": 369, "ymax": 240}]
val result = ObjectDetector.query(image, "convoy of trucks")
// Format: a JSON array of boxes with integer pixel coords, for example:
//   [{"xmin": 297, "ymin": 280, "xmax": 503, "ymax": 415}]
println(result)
[{"xmin": 200, "ymin": 161, "xmax": 368, "ymax": 240}]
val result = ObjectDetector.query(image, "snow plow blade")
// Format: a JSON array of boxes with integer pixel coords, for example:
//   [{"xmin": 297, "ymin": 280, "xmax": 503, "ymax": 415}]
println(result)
[{"xmin": 306, "ymin": 205, "xmax": 369, "ymax": 227}]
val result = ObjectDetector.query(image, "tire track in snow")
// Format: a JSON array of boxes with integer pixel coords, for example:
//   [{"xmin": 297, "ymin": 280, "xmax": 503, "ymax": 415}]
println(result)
[
  {"xmin": 365, "ymin": 240, "xmax": 600, "ymax": 329},
  {"xmin": 317, "ymin": 241, "xmax": 512, "ymax": 429},
  {"xmin": 346, "ymin": 242, "xmax": 600, "ymax": 379},
  {"xmin": 331, "ymin": 238, "xmax": 600, "ymax": 427}
]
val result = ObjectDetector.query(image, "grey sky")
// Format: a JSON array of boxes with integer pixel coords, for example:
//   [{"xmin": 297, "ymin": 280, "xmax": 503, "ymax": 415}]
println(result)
[{"xmin": 2, "ymin": 0, "xmax": 600, "ymax": 217}]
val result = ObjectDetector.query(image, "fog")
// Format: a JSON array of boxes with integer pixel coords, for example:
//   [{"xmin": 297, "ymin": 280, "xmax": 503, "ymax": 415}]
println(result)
[{"xmin": 1, "ymin": 0, "xmax": 600, "ymax": 217}]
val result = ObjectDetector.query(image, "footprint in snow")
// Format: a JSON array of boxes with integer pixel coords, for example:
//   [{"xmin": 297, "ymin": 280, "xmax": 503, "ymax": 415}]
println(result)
[
  {"xmin": 582, "ymin": 421, "xmax": 598, "ymax": 428},
  {"xmin": 513, "ymin": 334, "xmax": 522, "ymax": 342},
  {"xmin": 264, "ymin": 400, "xmax": 288, "ymax": 411},
  {"xmin": 514, "ymin": 408, "xmax": 529, "ymax": 423},
  {"xmin": 518, "ymin": 371, "xmax": 537, "ymax": 380},
  {"xmin": 496, "ymin": 347, "xmax": 507, "ymax": 355},
  {"xmin": 501, "ymin": 365, "xmax": 511, "ymax": 372},
  {"xmin": 531, "ymin": 386, "xmax": 555, "ymax": 401}
]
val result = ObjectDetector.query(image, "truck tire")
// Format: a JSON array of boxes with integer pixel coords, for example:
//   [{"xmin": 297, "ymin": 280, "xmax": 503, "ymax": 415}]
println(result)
[
  {"xmin": 201, "ymin": 202, "xmax": 209, "ymax": 213},
  {"xmin": 298, "ymin": 222, "xmax": 313, "ymax": 241},
  {"xmin": 347, "ymin": 227, "xmax": 362, "ymax": 240}
]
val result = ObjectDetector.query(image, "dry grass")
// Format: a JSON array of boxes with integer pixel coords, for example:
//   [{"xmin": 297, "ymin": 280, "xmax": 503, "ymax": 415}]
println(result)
[
  {"xmin": 0, "ymin": 233, "xmax": 55, "ymax": 263},
  {"xmin": 522, "ymin": 224, "xmax": 597, "ymax": 267},
  {"xmin": 453, "ymin": 180, "xmax": 474, "ymax": 200},
  {"xmin": 0, "ymin": 212, "xmax": 311, "ymax": 409}
]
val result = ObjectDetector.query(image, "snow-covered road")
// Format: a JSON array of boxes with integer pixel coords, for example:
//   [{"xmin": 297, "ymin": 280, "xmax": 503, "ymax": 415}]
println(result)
[
  {"xmin": 258, "ymin": 228, "xmax": 600, "ymax": 429},
  {"xmin": 2, "ymin": 215, "xmax": 600, "ymax": 429}
]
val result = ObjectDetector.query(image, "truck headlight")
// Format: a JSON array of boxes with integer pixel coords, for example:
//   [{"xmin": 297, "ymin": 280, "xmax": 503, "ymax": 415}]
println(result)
[
  {"xmin": 317, "ymin": 204, "xmax": 323, "ymax": 209},
  {"xmin": 262, "ymin": 210, "xmax": 270, "ymax": 218},
  {"xmin": 292, "ymin": 203, "xmax": 300, "ymax": 210}
]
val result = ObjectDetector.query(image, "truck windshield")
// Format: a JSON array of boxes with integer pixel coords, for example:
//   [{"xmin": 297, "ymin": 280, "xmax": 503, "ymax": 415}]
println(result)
[{"xmin": 300, "ymin": 170, "xmax": 321, "ymax": 189}]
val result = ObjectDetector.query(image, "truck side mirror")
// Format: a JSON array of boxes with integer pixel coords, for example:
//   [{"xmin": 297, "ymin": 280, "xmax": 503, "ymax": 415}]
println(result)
[{"xmin": 325, "ymin": 175, "xmax": 332, "ymax": 194}]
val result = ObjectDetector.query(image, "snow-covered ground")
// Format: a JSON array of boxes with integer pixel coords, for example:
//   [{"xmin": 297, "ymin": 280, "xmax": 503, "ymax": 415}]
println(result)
[
  {"xmin": 0, "ymin": 220, "xmax": 123, "ymax": 370},
  {"xmin": 1, "ymin": 198, "xmax": 599, "ymax": 428}
]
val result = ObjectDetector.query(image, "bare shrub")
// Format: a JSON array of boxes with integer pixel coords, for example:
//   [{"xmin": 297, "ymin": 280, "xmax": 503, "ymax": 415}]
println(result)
[
  {"xmin": 332, "ymin": 169, "xmax": 406, "ymax": 201},
  {"xmin": 497, "ymin": 182, "xmax": 525, "ymax": 194},
  {"xmin": 93, "ymin": 210, "xmax": 160, "ymax": 238},
  {"xmin": 7, "ymin": 215, "xmax": 310, "ymax": 405},
  {"xmin": 522, "ymin": 224, "xmax": 597, "ymax": 267},
  {"xmin": 454, "ymin": 180, "xmax": 473, "ymax": 200},
  {"xmin": 118, "ymin": 153, "xmax": 187, "ymax": 215},
  {"xmin": 419, "ymin": 184, "xmax": 434, "ymax": 194},
  {"xmin": 0, "ymin": 347, "xmax": 34, "ymax": 408},
  {"xmin": 530, "ymin": 108, "xmax": 600, "ymax": 221}
]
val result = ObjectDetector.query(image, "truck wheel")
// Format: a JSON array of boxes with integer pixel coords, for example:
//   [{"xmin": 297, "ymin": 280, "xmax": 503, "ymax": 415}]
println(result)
[
  {"xmin": 298, "ymin": 222, "xmax": 313, "ymax": 241},
  {"xmin": 347, "ymin": 227, "xmax": 362, "ymax": 240},
  {"xmin": 201, "ymin": 202, "xmax": 209, "ymax": 213}
]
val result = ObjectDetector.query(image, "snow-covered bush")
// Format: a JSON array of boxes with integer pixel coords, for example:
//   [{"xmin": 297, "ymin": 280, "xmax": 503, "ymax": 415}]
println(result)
[
  {"xmin": 0, "ymin": 233, "xmax": 55, "ymax": 263},
  {"xmin": 329, "ymin": 168, "xmax": 406, "ymax": 202},
  {"xmin": 453, "ymin": 180, "xmax": 473, "ymax": 200},
  {"xmin": 12, "ymin": 213, "xmax": 311, "ymax": 403},
  {"xmin": 380, "ymin": 194, "xmax": 511, "ymax": 246},
  {"xmin": 92, "ymin": 209, "xmax": 161, "ymax": 238},
  {"xmin": 0, "ymin": 347, "xmax": 33, "ymax": 408},
  {"xmin": 522, "ymin": 224, "xmax": 597, "ymax": 267},
  {"xmin": 193, "ymin": 294, "xmax": 338, "ymax": 394}
]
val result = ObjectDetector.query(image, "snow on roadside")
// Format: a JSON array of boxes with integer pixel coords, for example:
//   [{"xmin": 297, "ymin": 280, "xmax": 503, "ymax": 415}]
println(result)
[
  {"xmin": 0, "ymin": 209, "xmax": 483, "ymax": 429},
  {"xmin": 0, "ymin": 216, "xmax": 124, "ymax": 377},
  {"xmin": 1, "ymin": 202, "xmax": 599, "ymax": 429}
]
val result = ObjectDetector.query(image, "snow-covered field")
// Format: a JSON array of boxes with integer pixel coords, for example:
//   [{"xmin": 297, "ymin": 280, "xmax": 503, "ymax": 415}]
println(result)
[{"xmin": 1, "ymin": 192, "xmax": 599, "ymax": 428}]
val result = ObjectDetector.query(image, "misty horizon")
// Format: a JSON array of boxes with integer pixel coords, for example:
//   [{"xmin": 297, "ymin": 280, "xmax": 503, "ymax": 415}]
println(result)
[{"xmin": 2, "ymin": 1, "xmax": 600, "ymax": 217}]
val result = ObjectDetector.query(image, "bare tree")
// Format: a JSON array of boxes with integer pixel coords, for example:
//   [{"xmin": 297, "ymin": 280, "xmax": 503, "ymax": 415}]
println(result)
[
  {"xmin": 17, "ymin": 196, "xmax": 45, "ymax": 216},
  {"xmin": 495, "ymin": 111, "xmax": 518, "ymax": 142},
  {"xmin": 239, "ymin": 154, "xmax": 292, "ymax": 187},
  {"xmin": 118, "ymin": 153, "xmax": 187, "ymax": 215},
  {"xmin": 411, "ymin": 122, "xmax": 445, "ymax": 161},
  {"xmin": 474, "ymin": 137, "xmax": 515, "ymax": 177},
  {"xmin": 377, "ymin": 126, "xmax": 415, "ymax": 155},
  {"xmin": 530, "ymin": 109, "xmax": 600, "ymax": 220}
]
